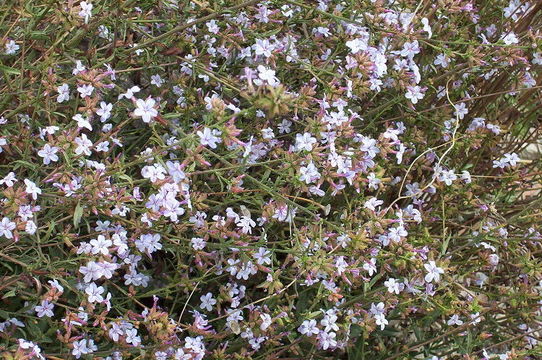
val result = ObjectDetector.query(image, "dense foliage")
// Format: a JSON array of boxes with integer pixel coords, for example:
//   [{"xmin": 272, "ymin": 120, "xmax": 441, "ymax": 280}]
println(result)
[{"xmin": 0, "ymin": 0, "xmax": 541, "ymax": 359}]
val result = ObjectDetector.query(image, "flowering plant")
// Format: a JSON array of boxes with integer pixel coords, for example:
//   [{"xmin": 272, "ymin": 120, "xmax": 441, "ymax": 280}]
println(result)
[{"xmin": 0, "ymin": 0, "xmax": 541, "ymax": 359}]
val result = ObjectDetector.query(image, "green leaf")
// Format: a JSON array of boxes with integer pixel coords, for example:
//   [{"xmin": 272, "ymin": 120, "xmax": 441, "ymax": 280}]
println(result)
[
  {"xmin": 29, "ymin": 31, "xmax": 49, "ymax": 40},
  {"xmin": 42, "ymin": 221, "xmax": 56, "ymax": 242},
  {"xmin": 440, "ymin": 234, "xmax": 451, "ymax": 256},
  {"xmin": 117, "ymin": 173, "xmax": 134, "ymax": 187},
  {"xmin": 295, "ymin": 290, "xmax": 310, "ymax": 313},
  {"xmin": 26, "ymin": 319, "xmax": 43, "ymax": 340},
  {"xmin": 0, "ymin": 309, "xmax": 10, "ymax": 319},
  {"xmin": 364, "ymin": 273, "xmax": 382, "ymax": 294},
  {"xmin": 73, "ymin": 201, "xmax": 83, "ymax": 228},
  {"xmin": 0, "ymin": 64, "xmax": 21, "ymax": 75},
  {"xmin": 13, "ymin": 159, "xmax": 38, "ymax": 171},
  {"xmin": 3, "ymin": 289, "xmax": 17, "ymax": 298},
  {"xmin": 0, "ymin": 261, "xmax": 13, "ymax": 272}
]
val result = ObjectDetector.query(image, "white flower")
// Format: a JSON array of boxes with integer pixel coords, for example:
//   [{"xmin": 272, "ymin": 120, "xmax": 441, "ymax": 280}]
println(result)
[
  {"xmin": 48, "ymin": 279, "xmax": 64, "ymax": 293},
  {"xmin": 434, "ymin": 53, "xmax": 449, "ymax": 68},
  {"xmin": 98, "ymin": 261, "xmax": 118, "ymax": 279},
  {"xmin": 79, "ymin": 1, "xmax": 93, "ymax": 24},
  {"xmin": 252, "ymin": 38, "xmax": 274, "ymax": 57},
  {"xmin": 90, "ymin": 235, "xmax": 112, "ymax": 255},
  {"xmin": 96, "ymin": 141, "xmax": 109, "ymax": 152},
  {"xmin": 374, "ymin": 313, "xmax": 388, "ymax": 330},
  {"xmin": 134, "ymin": 98, "xmax": 158, "ymax": 123},
  {"xmin": 447, "ymin": 314, "xmax": 463, "ymax": 326},
  {"xmin": 318, "ymin": 331, "xmax": 337, "ymax": 350},
  {"xmin": 492, "ymin": 158, "xmax": 506, "ymax": 168},
  {"xmin": 0, "ymin": 217, "xmax": 16, "ymax": 239},
  {"xmin": 35, "ymin": 300, "xmax": 54, "ymax": 318},
  {"xmin": 72, "ymin": 60, "xmax": 86, "ymax": 75},
  {"xmin": 125, "ymin": 328, "xmax": 141, "ymax": 346},
  {"xmin": 96, "ymin": 102, "xmax": 113, "ymax": 122},
  {"xmin": 74, "ymin": 134, "xmax": 93, "ymax": 156},
  {"xmin": 461, "ymin": 170, "xmax": 472, "ymax": 184},
  {"xmin": 400, "ymin": 40, "xmax": 420, "ymax": 59},
  {"xmin": 488, "ymin": 253, "xmax": 500, "ymax": 266},
  {"xmin": 4, "ymin": 40, "xmax": 19, "ymax": 55},
  {"xmin": 470, "ymin": 312, "xmax": 482, "ymax": 325},
  {"xmin": 405, "ymin": 85, "xmax": 425, "ymax": 104},
  {"xmin": 421, "ymin": 17, "xmax": 432, "ymax": 38},
  {"xmin": 257, "ymin": 65, "xmax": 279, "ymax": 87},
  {"xmin": 504, "ymin": 152, "xmax": 520, "ymax": 167},
  {"xmin": 278, "ymin": 119, "xmax": 292, "ymax": 133},
  {"xmin": 150, "ymin": 74, "xmax": 164, "ymax": 87},
  {"xmin": 56, "ymin": 84, "xmax": 70, "ymax": 103},
  {"xmin": 0, "ymin": 172, "xmax": 17, "ymax": 187},
  {"xmin": 77, "ymin": 84, "xmax": 94, "ymax": 98},
  {"xmin": 166, "ymin": 161, "xmax": 186, "ymax": 182},
  {"xmin": 437, "ymin": 169, "xmax": 457, "ymax": 185},
  {"xmin": 118, "ymin": 85, "xmax": 140, "ymax": 100},
  {"xmin": 197, "ymin": 127, "xmax": 222, "ymax": 149},
  {"xmin": 321, "ymin": 309, "xmax": 339, "ymax": 332},
  {"xmin": 24, "ymin": 179, "xmax": 41, "ymax": 200},
  {"xmin": 388, "ymin": 225, "xmax": 407, "ymax": 243},
  {"xmin": 315, "ymin": 26, "xmax": 331, "ymax": 37},
  {"xmin": 73, "ymin": 114, "xmax": 92, "ymax": 131},
  {"xmin": 253, "ymin": 247, "xmax": 271, "ymax": 265},
  {"xmin": 454, "ymin": 102, "xmax": 468, "ymax": 119},
  {"xmin": 141, "ymin": 164, "xmax": 166, "ymax": 183},
  {"xmin": 85, "ymin": 282, "xmax": 105, "ymax": 303},
  {"xmin": 200, "ymin": 292, "xmax": 217, "ymax": 311},
  {"xmin": 260, "ymin": 313, "xmax": 272, "ymax": 330},
  {"xmin": 298, "ymin": 319, "xmax": 319, "ymax": 335},
  {"xmin": 37, "ymin": 144, "xmax": 59, "ymax": 165},
  {"xmin": 0, "ymin": 138, "xmax": 7, "ymax": 154},
  {"xmin": 384, "ymin": 278, "xmax": 404, "ymax": 294},
  {"xmin": 364, "ymin": 197, "xmax": 383, "ymax": 211},
  {"xmin": 135, "ymin": 233, "xmax": 162, "ymax": 254},
  {"xmin": 25, "ymin": 220, "xmax": 37, "ymax": 235},
  {"xmin": 424, "ymin": 261, "xmax": 444, "ymax": 283},
  {"xmin": 501, "ymin": 32, "xmax": 519, "ymax": 45},
  {"xmin": 98, "ymin": 25, "xmax": 112, "ymax": 40},
  {"xmin": 474, "ymin": 272, "xmax": 489, "ymax": 287},
  {"xmin": 191, "ymin": 237, "xmax": 206, "ymax": 250},
  {"xmin": 79, "ymin": 261, "xmax": 104, "ymax": 283},
  {"xmin": 370, "ymin": 302, "xmax": 385, "ymax": 316},
  {"xmin": 295, "ymin": 132, "xmax": 317, "ymax": 152},
  {"xmin": 360, "ymin": 136, "xmax": 380, "ymax": 158},
  {"xmin": 299, "ymin": 161, "xmax": 321, "ymax": 184},
  {"xmin": 346, "ymin": 38, "xmax": 368, "ymax": 54},
  {"xmin": 363, "ymin": 258, "xmax": 377, "ymax": 276},
  {"xmin": 206, "ymin": 19, "xmax": 220, "ymax": 34},
  {"xmin": 72, "ymin": 339, "xmax": 94, "ymax": 359},
  {"xmin": 237, "ymin": 215, "xmax": 256, "ymax": 234}
]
